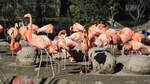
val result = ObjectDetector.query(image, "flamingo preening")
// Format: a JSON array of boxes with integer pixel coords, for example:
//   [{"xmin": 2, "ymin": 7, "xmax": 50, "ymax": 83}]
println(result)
[
  {"xmin": 7, "ymin": 23, "xmax": 19, "ymax": 40},
  {"xmin": 121, "ymin": 40, "xmax": 148, "ymax": 55},
  {"xmin": 8, "ymin": 23, "xmax": 21, "ymax": 56}
]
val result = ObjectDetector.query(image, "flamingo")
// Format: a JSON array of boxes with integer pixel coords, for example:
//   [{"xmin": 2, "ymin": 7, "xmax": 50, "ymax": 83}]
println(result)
[
  {"xmin": 105, "ymin": 29, "xmax": 121, "ymax": 45},
  {"xmin": 51, "ymin": 30, "xmax": 78, "ymax": 70},
  {"xmin": 24, "ymin": 13, "xmax": 55, "ymax": 79},
  {"xmin": 0, "ymin": 25, "xmax": 3, "ymax": 34},
  {"xmin": 27, "ymin": 23, "xmax": 39, "ymax": 34},
  {"xmin": 131, "ymin": 32, "xmax": 150, "ymax": 42},
  {"xmin": 7, "ymin": 23, "xmax": 19, "ymax": 39},
  {"xmin": 19, "ymin": 26, "xmax": 28, "ymax": 41},
  {"xmin": 88, "ymin": 24, "xmax": 107, "ymax": 36},
  {"xmin": 97, "ymin": 24, "xmax": 106, "ymax": 29},
  {"xmin": 10, "ymin": 28, "xmax": 22, "ymax": 53},
  {"xmin": 94, "ymin": 33, "xmax": 107, "ymax": 48},
  {"xmin": 68, "ymin": 32, "xmax": 84, "ymax": 41},
  {"xmin": 8, "ymin": 23, "xmax": 21, "ymax": 56},
  {"xmin": 70, "ymin": 23, "xmax": 86, "ymax": 32},
  {"xmin": 12, "ymin": 76, "xmax": 34, "ymax": 84},
  {"xmin": 121, "ymin": 40, "xmax": 148, "ymax": 55},
  {"xmin": 80, "ymin": 32, "xmax": 89, "ymax": 75},
  {"xmin": 37, "ymin": 24, "xmax": 54, "ymax": 36},
  {"xmin": 118, "ymin": 27, "xmax": 134, "ymax": 44}
]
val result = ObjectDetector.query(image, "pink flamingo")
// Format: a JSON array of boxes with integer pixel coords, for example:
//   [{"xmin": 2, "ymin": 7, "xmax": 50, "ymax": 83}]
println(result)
[
  {"xmin": 37, "ymin": 24, "xmax": 54, "ymax": 36},
  {"xmin": 0, "ymin": 25, "xmax": 3, "ymax": 34},
  {"xmin": 12, "ymin": 76, "xmax": 34, "ymax": 84},
  {"xmin": 8, "ymin": 23, "xmax": 20, "ymax": 56},
  {"xmin": 121, "ymin": 40, "xmax": 148, "ymax": 55},
  {"xmin": 24, "ymin": 13, "xmax": 55, "ymax": 79},
  {"xmin": 70, "ymin": 23, "xmax": 86, "ymax": 32}
]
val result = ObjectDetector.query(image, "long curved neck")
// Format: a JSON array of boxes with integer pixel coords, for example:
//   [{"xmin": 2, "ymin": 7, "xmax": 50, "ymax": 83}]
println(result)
[
  {"xmin": 10, "ymin": 35, "xmax": 15, "ymax": 50},
  {"xmin": 28, "ymin": 15, "xmax": 33, "ymax": 42}
]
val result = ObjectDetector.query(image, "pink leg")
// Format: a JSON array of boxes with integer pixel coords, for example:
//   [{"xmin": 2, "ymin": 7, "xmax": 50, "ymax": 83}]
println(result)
[
  {"xmin": 46, "ymin": 54, "xmax": 49, "ymax": 69},
  {"xmin": 36, "ymin": 50, "xmax": 43, "ymax": 79},
  {"xmin": 62, "ymin": 49, "xmax": 67, "ymax": 70},
  {"xmin": 12, "ymin": 51, "xmax": 14, "ymax": 56},
  {"xmin": 45, "ymin": 49, "xmax": 55, "ymax": 79}
]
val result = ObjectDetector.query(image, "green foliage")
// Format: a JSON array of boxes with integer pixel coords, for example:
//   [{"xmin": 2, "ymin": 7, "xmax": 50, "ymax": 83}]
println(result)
[
  {"xmin": 70, "ymin": 0, "xmax": 121, "ymax": 27},
  {"xmin": 70, "ymin": 0, "xmax": 102, "ymax": 27}
]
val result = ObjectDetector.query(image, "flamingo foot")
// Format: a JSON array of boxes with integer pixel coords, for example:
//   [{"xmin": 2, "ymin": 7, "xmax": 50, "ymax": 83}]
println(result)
[
  {"xmin": 80, "ymin": 70, "xmax": 83, "ymax": 74},
  {"xmin": 85, "ymin": 73, "xmax": 88, "ymax": 76},
  {"xmin": 34, "ymin": 67, "xmax": 40, "ymax": 71}
]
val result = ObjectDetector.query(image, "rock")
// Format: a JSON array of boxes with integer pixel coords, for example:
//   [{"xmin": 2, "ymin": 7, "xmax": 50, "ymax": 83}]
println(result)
[
  {"xmin": 117, "ymin": 55, "xmax": 150, "ymax": 74},
  {"xmin": 89, "ymin": 47, "xmax": 116, "ymax": 74},
  {"xmin": 0, "ymin": 41, "xmax": 9, "ymax": 47},
  {"xmin": 123, "ymin": 55, "xmax": 150, "ymax": 74},
  {"xmin": 16, "ymin": 46, "xmax": 38, "ymax": 66},
  {"xmin": 70, "ymin": 42, "xmax": 84, "ymax": 62},
  {"xmin": 19, "ymin": 40, "xmax": 30, "ymax": 47}
]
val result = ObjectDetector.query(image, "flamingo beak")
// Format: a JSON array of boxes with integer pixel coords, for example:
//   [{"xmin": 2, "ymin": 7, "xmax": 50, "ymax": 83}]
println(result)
[
  {"xmin": 24, "ymin": 14, "xmax": 28, "ymax": 18},
  {"xmin": 24, "ymin": 13, "xmax": 30, "ymax": 18}
]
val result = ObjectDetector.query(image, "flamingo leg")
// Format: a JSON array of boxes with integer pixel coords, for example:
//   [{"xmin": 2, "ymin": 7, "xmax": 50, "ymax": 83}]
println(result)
[
  {"xmin": 12, "ymin": 51, "xmax": 14, "ymax": 56},
  {"xmin": 84, "ymin": 52, "xmax": 88, "ymax": 74},
  {"xmin": 80, "ymin": 51, "xmax": 88, "ymax": 75},
  {"xmin": 46, "ymin": 54, "xmax": 49, "ymax": 69},
  {"xmin": 36, "ymin": 50, "xmax": 43, "ymax": 79},
  {"xmin": 45, "ymin": 49, "xmax": 55, "ymax": 79},
  {"xmin": 62, "ymin": 49, "xmax": 67, "ymax": 70},
  {"xmin": 52, "ymin": 54, "xmax": 61, "ymax": 74},
  {"xmin": 112, "ymin": 45, "xmax": 114, "ymax": 56},
  {"xmin": 87, "ymin": 51, "xmax": 91, "ymax": 73}
]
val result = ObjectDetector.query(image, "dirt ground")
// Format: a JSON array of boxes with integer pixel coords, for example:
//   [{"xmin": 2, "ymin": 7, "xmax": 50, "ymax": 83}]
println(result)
[{"xmin": 0, "ymin": 39, "xmax": 150, "ymax": 84}]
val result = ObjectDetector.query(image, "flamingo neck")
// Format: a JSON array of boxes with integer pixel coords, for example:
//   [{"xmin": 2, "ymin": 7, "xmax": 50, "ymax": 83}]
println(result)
[
  {"xmin": 28, "ymin": 16, "xmax": 33, "ymax": 42},
  {"xmin": 10, "ymin": 35, "xmax": 15, "ymax": 50}
]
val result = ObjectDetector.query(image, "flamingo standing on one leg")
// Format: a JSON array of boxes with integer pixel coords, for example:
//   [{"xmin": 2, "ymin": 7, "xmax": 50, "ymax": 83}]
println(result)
[{"xmin": 24, "ymin": 13, "xmax": 55, "ymax": 79}]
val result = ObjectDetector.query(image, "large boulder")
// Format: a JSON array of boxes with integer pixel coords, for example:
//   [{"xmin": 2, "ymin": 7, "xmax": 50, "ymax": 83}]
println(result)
[
  {"xmin": 117, "ymin": 55, "xmax": 150, "ymax": 74},
  {"xmin": 16, "ymin": 46, "xmax": 38, "ymax": 66},
  {"xmin": 68, "ymin": 42, "xmax": 84, "ymax": 62},
  {"xmin": 89, "ymin": 47, "xmax": 116, "ymax": 74}
]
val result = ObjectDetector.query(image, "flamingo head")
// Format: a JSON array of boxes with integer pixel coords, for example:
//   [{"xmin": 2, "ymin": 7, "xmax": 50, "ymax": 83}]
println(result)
[
  {"xmin": 24, "ymin": 13, "xmax": 31, "ymax": 18},
  {"xmin": 97, "ymin": 24, "xmax": 106, "ymax": 29},
  {"xmin": 70, "ymin": 26, "xmax": 73, "ymax": 31},
  {"xmin": 48, "ymin": 24, "xmax": 54, "ymax": 34},
  {"xmin": 58, "ymin": 29, "xmax": 67, "ymax": 36},
  {"xmin": 15, "ymin": 23, "xmax": 18, "ymax": 28}
]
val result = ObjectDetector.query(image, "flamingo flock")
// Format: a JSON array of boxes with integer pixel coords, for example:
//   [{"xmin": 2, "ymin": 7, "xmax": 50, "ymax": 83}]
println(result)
[{"xmin": 0, "ymin": 13, "xmax": 150, "ymax": 82}]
